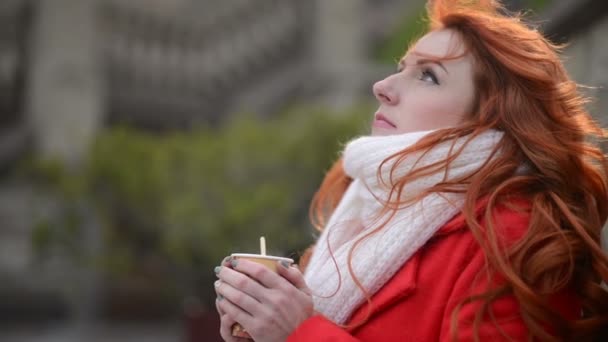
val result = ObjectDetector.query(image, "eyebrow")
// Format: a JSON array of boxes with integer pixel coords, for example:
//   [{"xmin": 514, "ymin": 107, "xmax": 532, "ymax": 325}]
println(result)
[
  {"xmin": 417, "ymin": 59, "xmax": 449, "ymax": 74},
  {"xmin": 399, "ymin": 57, "xmax": 449, "ymax": 75}
]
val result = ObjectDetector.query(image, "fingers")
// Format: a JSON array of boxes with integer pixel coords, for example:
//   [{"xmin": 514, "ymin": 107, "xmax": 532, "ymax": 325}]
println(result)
[
  {"xmin": 219, "ymin": 308, "xmax": 248, "ymax": 342},
  {"xmin": 276, "ymin": 262, "xmax": 310, "ymax": 293},
  {"xmin": 217, "ymin": 293, "xmax": 254, "ymax": 333},
  {"xmin": 230, "ymin": 259, "xmax": 286, "ymax": 289},
  {"xmin": 216, "ymin": 279, "xmax": 265, "ymax": 316},
  {"xmin": 221, "ymin": 256, "xmax": 233, "ymax": 267},
  {"xmin": 215, "ymin": 289, "xmax": 225, "ymax": 316},
  {"xmin": 218, "ymin": 309, "xmax": 232, "ymax": 341},
  {"xmin": 217, "ymin": 265, "xmax": 267, "ymax": 302}
]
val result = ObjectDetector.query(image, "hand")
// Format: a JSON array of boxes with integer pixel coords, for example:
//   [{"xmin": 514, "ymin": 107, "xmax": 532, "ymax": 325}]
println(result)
[
  {"xmin": 215, "ymin": 257, "xmax": 314, "ymax": 342},
  {"xmin": 216, "ymin": 297, "xmax": 250, "ymax": 342},
  {"xmin": 215, "ymin": 257, "xmax": 249, "ymax": 342}
]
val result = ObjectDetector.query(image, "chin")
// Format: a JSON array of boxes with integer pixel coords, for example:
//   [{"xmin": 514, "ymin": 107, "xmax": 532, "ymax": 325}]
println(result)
[{"xmin": 371, "ymin": 127, "xmax": 397, "ymax": 136}]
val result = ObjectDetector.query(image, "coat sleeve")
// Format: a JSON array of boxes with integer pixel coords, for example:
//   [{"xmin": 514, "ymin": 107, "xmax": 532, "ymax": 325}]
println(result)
[{"xmin": 287, "ymin": 315, "xmax": 361, "ymax": 342}]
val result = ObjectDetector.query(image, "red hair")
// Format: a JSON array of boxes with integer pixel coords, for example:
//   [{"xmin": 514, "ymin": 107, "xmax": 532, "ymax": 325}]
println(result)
[{"xmin": 306, "ymin": 0, "xmax": 608, "ymax": 340}]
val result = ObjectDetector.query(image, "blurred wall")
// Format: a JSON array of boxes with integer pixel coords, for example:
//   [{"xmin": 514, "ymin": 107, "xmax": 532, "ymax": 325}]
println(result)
[
  {"xmin": 561, "ymin": 13, "xmax": 608, "ymax": 246},
  {"xmin": 25, "ymin": 0, "xmax": 105, "ymax": 166},
  {"xmin": 563, "ymin": 15, "xmax": 608, "ymax": 127}
]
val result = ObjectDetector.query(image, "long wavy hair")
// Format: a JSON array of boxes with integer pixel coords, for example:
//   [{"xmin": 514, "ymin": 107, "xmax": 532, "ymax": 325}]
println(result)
[{"xmin": 305, "ymin": 0, "xmax": 608, "ymax": 340}]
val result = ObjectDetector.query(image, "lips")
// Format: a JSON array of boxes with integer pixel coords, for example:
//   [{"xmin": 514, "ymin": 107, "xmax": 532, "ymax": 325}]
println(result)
[{"xmin": 374, "ymin": 113, "xmax": 396, "ymax": 128}]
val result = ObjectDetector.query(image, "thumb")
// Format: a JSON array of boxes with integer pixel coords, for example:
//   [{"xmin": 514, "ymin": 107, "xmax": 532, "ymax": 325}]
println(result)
[{"xmin": 276, "ymin": 261, "xmax": 309, "ymax": 292}]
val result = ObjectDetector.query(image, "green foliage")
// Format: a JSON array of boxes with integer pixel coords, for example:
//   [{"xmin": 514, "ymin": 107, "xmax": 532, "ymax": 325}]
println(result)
[
  {"xmin": 524, "ymin": 0, "xmax": 552, "ymax": 12},
  {"xmin": 25, "ymin": 104, "xmax": 370, "ymax": 306},
  {"xmin": 374, "ymin": 4, "xmax": 428, "ymax": 65},
  {"xmin": 373, "ymin": 0, "xmax": 555, "ymax": 65}
]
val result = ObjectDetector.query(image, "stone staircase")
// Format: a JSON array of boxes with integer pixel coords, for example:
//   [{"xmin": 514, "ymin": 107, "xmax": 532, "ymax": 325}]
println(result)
[{"xmin": 101, "ymin": 0, "xmax": 313, "ymax": 128}]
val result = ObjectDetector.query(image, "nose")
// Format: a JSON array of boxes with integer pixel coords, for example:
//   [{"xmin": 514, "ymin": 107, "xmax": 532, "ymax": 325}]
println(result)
[{"xmin": 373, "ymin": 77, "xmax": 398, "ymax": 105}]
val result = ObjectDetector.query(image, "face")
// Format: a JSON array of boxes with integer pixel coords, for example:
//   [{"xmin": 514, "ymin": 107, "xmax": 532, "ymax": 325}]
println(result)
[{"xmin": 371, "ymin": 29, "xmax": 476, "ymax": 136}]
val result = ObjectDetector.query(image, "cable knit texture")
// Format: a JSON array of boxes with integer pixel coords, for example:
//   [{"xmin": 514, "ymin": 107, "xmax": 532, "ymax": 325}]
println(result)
[{"xmin": 303, "ymin": 129, "xmax": 504, "ymax": 325}]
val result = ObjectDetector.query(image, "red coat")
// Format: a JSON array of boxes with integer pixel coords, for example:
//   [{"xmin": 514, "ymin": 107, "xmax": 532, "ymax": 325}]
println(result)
[{"xmin": 288, "ymin": 201, "xmax": 579, "ymax": 341}]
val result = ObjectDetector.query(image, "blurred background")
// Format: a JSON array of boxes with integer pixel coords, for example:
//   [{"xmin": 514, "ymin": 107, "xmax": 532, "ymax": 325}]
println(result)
[{"xmin": 0, "ymin": 0, "xmax": 607, "ymax": 341}]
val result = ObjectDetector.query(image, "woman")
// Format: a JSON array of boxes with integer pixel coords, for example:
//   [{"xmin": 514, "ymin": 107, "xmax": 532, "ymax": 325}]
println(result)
[{"xmin": 214, "ymin": 0, "xmax": 608, "ymax": 340}]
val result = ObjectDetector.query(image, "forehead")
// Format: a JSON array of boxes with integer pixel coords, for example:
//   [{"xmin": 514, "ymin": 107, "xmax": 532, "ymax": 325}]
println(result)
[{"xmin": 406, "ymin": 29, "xmax": 467, "ymax": 60}]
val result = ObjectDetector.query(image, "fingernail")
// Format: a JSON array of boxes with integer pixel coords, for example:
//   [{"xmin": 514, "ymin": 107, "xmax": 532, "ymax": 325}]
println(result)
[
  {"xmin": 280, "ymin": 260, "xmax": 290, "ymax": 268},
  {"xmin": 214, "ymin": 280, "xmax": 220, "ymax": 288},
  {"xmin": 230, "ymin": 259, "xmax": 238, "ymax": 268},
  {"xmin": 214, "ymin": 266, "xmax": 221, "ymax": 275},
  {"xmin": 222, "ymin": 256, "xmax": 232, "ymax": 264},
  {"xmin": 217, "ymin": 294, "xmax": 223, "ymax": 301}
]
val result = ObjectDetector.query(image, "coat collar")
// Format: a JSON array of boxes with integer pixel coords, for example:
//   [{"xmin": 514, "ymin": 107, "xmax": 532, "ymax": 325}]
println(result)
[
  {"xmin": 434, "ymin": 197, "xmax": 490, "ymax": 237},
  {"xmin": 345, "ymin": 250, "xmax": 421, "ymax": 332},
  {"xmin": 343, "ymin": 196, "xmax": 534, "ymax": 330},
  {"xmin": 344, "ymin": 199, "xmax": 490, "ymax": 331}
]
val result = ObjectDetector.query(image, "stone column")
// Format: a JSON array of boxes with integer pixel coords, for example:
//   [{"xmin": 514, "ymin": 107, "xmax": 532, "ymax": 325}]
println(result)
[
  {"xmin": 21, "ymin": 0, "xmax": 104, "ymax": 329},
  {"xmin": 24, "ymin": 0, "xmax": 105, "ymax": 166},
  {"xmin": 314, "ymin": 0, "xmax": 366, "ymax": 110}
]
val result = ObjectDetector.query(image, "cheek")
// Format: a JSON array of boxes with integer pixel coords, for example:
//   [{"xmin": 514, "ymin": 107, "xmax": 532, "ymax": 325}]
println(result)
[
  {"xmin": 397, "ymin": 90, "xmax": 472, "ymax": 130},
  {"xmin": 403, "ymin": 94, "xmax": 460, "ymax": 121},
  {"xmin": 429, "ymin": 96, "xmax": 468, "ymax": 121}
]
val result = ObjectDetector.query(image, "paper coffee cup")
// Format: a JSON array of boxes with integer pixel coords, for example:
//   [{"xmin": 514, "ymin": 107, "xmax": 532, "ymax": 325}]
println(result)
[{"xmin": 230, "ymin": 253, "xmax": 294, "ymax": 339}]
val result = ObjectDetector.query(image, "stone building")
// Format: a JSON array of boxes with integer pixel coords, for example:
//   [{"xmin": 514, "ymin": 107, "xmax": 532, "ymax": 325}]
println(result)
[{"xmin": 0, "ymin": 0, "xmax": 413, "ymax": 339}]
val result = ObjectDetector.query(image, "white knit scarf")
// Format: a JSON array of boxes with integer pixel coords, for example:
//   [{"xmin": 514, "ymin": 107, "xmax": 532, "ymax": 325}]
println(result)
[{"xmin": 303, "ymin": 129, "xmax": 504, "ymax": 325}]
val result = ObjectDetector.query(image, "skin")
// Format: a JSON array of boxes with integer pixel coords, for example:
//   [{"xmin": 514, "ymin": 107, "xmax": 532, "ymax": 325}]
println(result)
[
  {"xmin": 214, "ymin": 28, "xmax": 477, "ymax": 342},
  {"xmin": 371, "ymin": 29, "xmax": 476, "ymax": 136}
]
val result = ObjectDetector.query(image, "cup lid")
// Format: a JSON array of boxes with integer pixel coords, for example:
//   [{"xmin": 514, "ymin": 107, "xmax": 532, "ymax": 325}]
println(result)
[{"xmin": 230, "ymin": 253, "xmax": 294, "ymax": 263}]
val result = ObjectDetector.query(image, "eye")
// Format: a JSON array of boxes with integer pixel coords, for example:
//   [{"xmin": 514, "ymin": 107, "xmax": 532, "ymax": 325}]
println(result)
[{"xmin": 419, "ymin": 68, "xmax": 439, "ymax": 85}]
